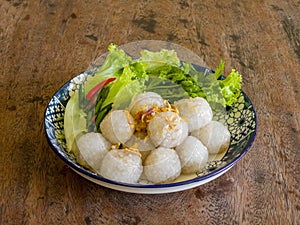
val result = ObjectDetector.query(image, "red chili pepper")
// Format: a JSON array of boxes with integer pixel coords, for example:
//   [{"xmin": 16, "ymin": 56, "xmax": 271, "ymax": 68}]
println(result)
[{"xmin": 86, "ymin": 77, "xmax": 116, "ymax": 101}]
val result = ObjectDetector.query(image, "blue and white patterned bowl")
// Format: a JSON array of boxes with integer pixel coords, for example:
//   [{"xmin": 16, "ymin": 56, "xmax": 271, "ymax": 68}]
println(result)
[
  {"xmin": 44, "ymin": 40, "xmax": 257, "ymax": 194},
  {"xmin": 44, "ymin": 67, "xmax": 257, "ymax": 194}
]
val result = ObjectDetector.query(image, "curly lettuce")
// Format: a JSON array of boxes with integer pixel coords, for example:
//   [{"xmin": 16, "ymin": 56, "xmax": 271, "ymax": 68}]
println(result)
[{"xmin": 64, "ymin": 44, "xmax": 243, "ymax": 153}]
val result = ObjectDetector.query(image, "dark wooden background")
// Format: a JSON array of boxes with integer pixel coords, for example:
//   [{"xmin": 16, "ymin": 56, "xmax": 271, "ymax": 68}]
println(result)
[{"xmin": 1, "ymin": 0, "xmax": 299, "ymax": 224}]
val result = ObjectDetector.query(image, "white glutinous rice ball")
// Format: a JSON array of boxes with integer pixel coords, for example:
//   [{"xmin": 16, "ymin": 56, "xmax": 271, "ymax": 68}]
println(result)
[
  {"xmin": 174, "ymin": 97, "xmax": 213, "ymax": 132},
  {"xmin": 144, "ymin": 147, "xmax": 181, "ymax": 183},
  {"xmin": 125, "ymin": 131, "xmax": 155, "ymax": 160},
  {"xmin": 148, "ymin": 111, "xmax": 188, "ymax": 148},
  {"xmin": 100, "ymin": 110, "xmax": 135, "ymax": 144},
  {"xmin": 76, "ymin": 132, "xmax": 111, "ymax": 172},
  {"xmin": 175, "ymin": 136, "xmax": 208, "ymax": 174},
  {"xmin": 191, "ymin": 121, "xmax": 231, "ymax": 154},
  {"xmin": 128, "ymin": 92, "xmax": 165, "ymax": 116},
  {"xmin": 100, "ymin": 149, "xmax": 143, "ymax": 183}
]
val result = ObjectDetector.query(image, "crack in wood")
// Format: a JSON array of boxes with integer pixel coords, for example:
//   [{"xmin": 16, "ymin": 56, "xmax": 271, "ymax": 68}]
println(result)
[{"xmin": 282, "ymin": 16, "xmax": 300, "ymax": 60}]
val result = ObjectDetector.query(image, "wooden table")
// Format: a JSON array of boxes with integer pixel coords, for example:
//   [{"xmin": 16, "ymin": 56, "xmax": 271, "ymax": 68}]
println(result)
[{"xmin": 1, "ymin": 0, "xmax": 299, "ymax": 224}]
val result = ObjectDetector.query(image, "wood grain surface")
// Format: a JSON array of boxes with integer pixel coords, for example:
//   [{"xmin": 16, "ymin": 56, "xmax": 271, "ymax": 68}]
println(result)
[{"xmin": 1, "ymin": 0, "xmax": 299, "ymax": 224}]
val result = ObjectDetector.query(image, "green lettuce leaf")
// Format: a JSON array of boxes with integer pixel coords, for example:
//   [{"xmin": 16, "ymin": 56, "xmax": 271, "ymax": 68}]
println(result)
[
  {"xmin": 139, "ymin": 49, "xmax": 180, "ymax": 70},
  {"xmin": 64, "ymin": 44, "xmax": 133, "ymax": 153},
  {"xmin": 219, "ymin": 69, "xmax": 242, "ymax": 106},
  {"xmin": 84, "ymin": 44, "xmax": 133, "ymax": 93},
  {"xmin": 101, "ymin": 62, "xmax": 148, "ymax": 108},
  {"xmin": 64, "ymin": 92, "xmax": 87, "ymax": 152}
]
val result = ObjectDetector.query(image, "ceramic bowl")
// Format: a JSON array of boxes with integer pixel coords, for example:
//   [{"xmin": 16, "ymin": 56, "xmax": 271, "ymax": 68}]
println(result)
[{"xmin": 44, "ymin": 41, "xmax": 257, "ymax": 194}]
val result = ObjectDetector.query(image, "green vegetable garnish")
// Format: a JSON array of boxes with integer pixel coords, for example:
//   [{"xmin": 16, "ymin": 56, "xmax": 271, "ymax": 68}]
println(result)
[
  {"xmin": 64, "ymin": 44, "xmax": 242, "ymax": 153},
  {"xmin": 64, "ymin": 44, "xmax": 132, "ymax": 152},
  {"xmin": 219, "ymin": 69, "xmax": 242, "ymax": 106}
]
